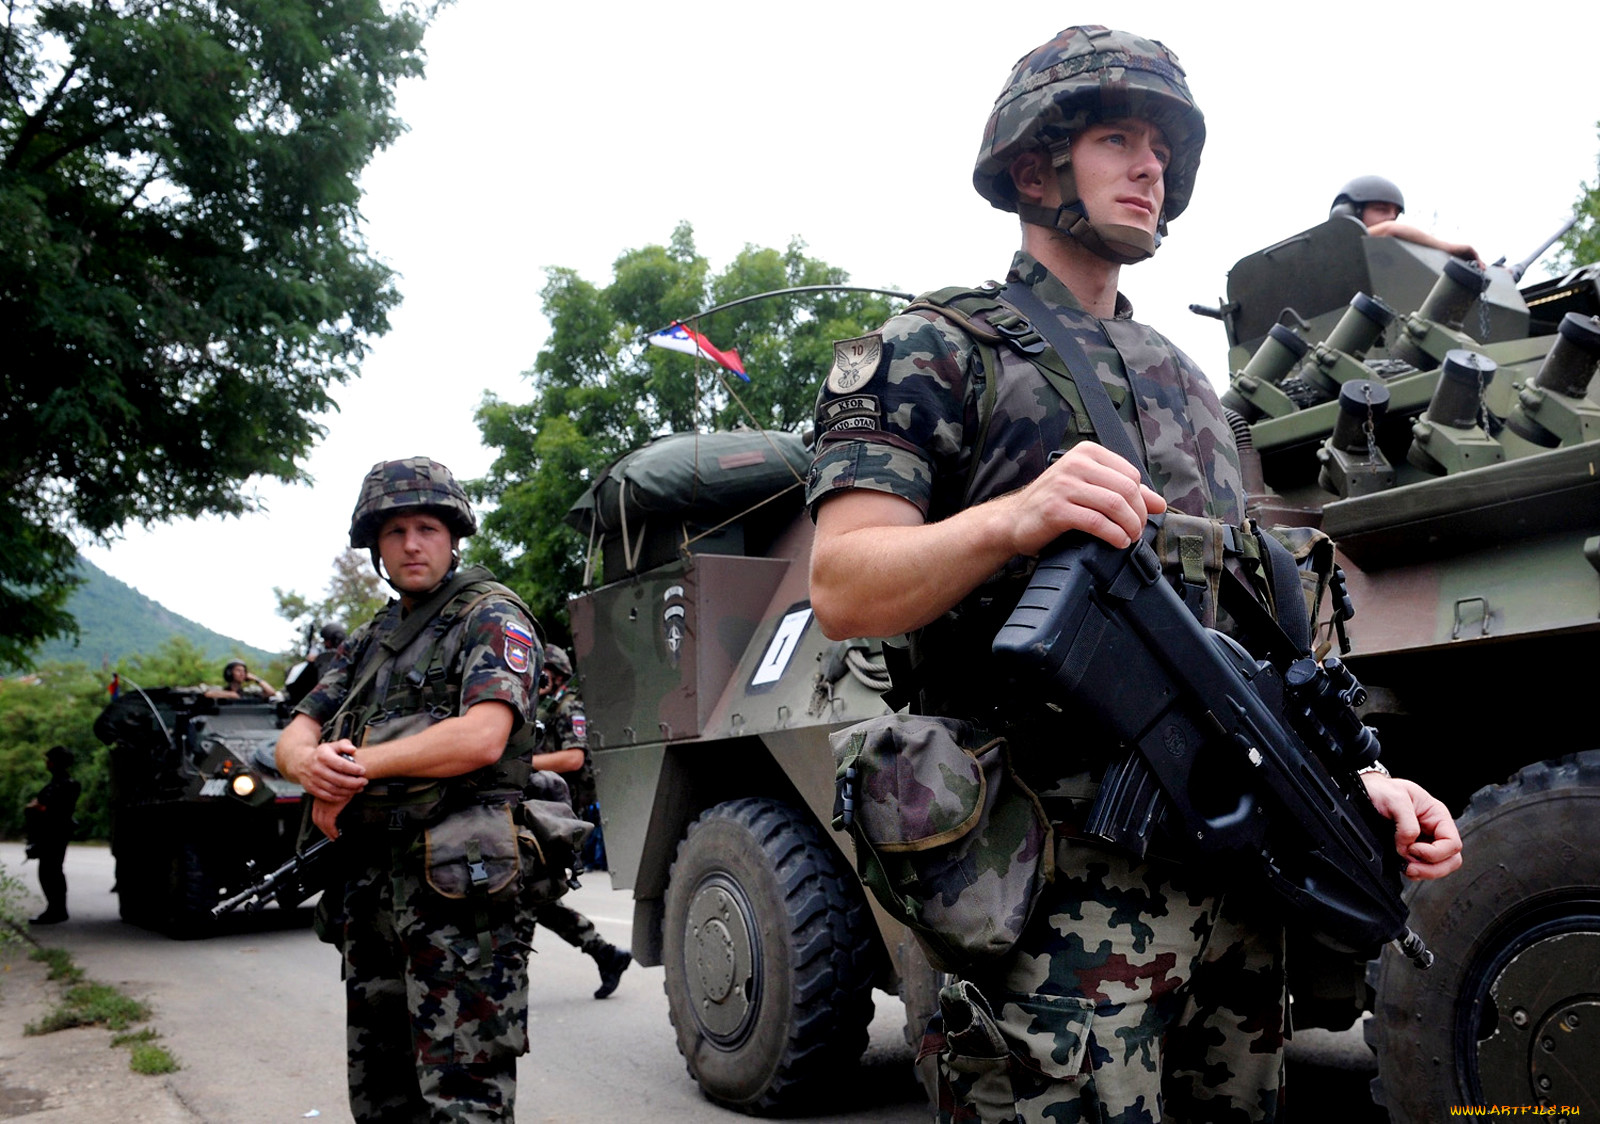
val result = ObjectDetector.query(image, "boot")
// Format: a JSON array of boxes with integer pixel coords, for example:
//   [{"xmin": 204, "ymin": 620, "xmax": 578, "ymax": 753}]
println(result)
[
  {"xmin": 30, "ymin": 910, "xmax": 67, "ymax": 925},
  {"xmin": 591, "ymin": 943, "xmax": 632, "ymax": 999}
]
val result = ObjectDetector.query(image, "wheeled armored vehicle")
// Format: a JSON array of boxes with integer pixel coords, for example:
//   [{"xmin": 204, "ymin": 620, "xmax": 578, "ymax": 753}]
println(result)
[{"xmin": 96, "ymin": 687, "xmax": 303, "ymax": 937}]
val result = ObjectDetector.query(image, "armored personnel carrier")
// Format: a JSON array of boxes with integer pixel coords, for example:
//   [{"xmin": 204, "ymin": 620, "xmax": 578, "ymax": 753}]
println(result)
[
  {"xmin": 96, "ymin": 687, "xmax": 304, "ymax": 937},
  {"xmin": 1205, "ymin": 216, "xmax": 1600, "ymax": 1123},
  {"xmin": 572, "ymin": 220, "xmax": 1599, "ymax": 1119}
]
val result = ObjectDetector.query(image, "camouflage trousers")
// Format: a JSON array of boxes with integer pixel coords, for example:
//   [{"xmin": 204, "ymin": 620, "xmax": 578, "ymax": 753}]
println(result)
[
  {"xmin": 334, "ymin": 851, "xmax": 536, "ymax": 1124},
  {"xmin": 934, "ymin": 836, "xmax": 1285, "ymax": 1124},
  {"xmin": 533, "ymin": 899, "xmax": 604, "ymax": 954}
]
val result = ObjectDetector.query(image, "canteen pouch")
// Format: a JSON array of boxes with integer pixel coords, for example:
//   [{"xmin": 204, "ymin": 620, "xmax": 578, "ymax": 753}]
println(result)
[
  {"xmin": 830, "ymin": 713, "xmax": 1052, "ymax": 975},
  {"xmin": 423, "ymin": 802, "xmax": 522, "ymax": 902}
]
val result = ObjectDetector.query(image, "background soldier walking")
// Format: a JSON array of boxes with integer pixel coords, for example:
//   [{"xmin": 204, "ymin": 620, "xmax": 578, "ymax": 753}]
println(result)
[{"xmin": 530, "ymin": 643, "xmax": 631, "ymax": 998}]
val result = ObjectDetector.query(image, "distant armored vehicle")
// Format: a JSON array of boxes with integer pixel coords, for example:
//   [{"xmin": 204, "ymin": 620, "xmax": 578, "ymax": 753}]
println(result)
[{"xmin": 96, "ymin": 687, "xmax": 303, "ymax": 937}]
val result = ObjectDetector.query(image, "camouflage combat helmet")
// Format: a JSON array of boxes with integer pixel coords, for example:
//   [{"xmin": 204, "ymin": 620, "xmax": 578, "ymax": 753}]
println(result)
[
  {"xmin": 1330, "ymin": 174, "xmax": 1405, "ymax": 222},
  {"xmin": 348, "ymin": 457, "xmax": 477, "ymax": 550},
  {"xmin": 543, "ymin": 644, "xmax": 573, "ymax": 678},
  {"xmin": 973, "ymin": 25, "xmax": 1205, "ymax": 264}
]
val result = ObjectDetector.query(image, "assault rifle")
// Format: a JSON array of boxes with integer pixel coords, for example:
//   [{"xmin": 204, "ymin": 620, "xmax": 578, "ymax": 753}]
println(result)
[
  {"xmin": 991, "ymin": 522, "xmax": 1432, "ymax": 968},
  {"xmin": 211, "ymin": 836, "xmax": 335, "ymax": 918}
]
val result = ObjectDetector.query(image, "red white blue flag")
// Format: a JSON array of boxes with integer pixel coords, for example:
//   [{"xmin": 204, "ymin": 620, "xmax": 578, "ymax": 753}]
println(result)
[{"xmin": 647, "ymin": 322, "xmax": 749, "ymax": 381}]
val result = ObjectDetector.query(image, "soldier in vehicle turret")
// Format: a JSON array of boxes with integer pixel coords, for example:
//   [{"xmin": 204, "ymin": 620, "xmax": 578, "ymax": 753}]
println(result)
[
  {"xmin": 807, "ymin": 26, "xmax": 1463, "ymax": 1122},
  {"xmin": 1332, "ymin": 173, "xmax": 1485, "ymax": 268}
]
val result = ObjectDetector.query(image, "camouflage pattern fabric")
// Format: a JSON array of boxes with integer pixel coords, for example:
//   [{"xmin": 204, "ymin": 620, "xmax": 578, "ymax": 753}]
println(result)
[
  {"xmin": 973, "ymin": 27, "xmax": 1204, "ymax": 220},
  {"xmin": 932, "ymin": 839, "xmax": 1285, "ymax": 1124},
  {"xmin": 296, "ymin": 574, "xmax": 540, "ymax": 1123},
  {"xmin": 809, "ymin": 257, "xmax": 1281, "ymax": 1120},
  {"xmin": 533, "ymin": 899, "xmax": 606, "ymax": 955},
  {"xmin": 348, "ymin": 456, "xmax": 476, "ymax": 549},
  {"xmin": 539, "ymin": 688, "xmax": 596, "ymax": 814},
  {"xmin": 807, "ymin": 251, "xmax": 1244, "ymax": 530},
  {"xmin": 336, "ymin": 849, "xmax": 535, "ymax": 1123},
  {"xmin": 297, "ymin": 585, "xmax": 537, "ymax": 749}
]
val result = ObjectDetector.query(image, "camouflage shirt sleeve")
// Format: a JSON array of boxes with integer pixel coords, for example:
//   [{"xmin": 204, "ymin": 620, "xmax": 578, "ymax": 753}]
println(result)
[
  {"xmin": 293, "ymin": 615, "xmax": 384, "ymax": 728},
  {"xmin": 553, "ymin": 692, "xmax": 587, "ymax": 752},
  {"xmin": 455, "ymin": 595, "xmax": 540, "ymax": 732},
  {"xmin": 805, "ymin": 310, "xmax": 984, "ymax": 520}
]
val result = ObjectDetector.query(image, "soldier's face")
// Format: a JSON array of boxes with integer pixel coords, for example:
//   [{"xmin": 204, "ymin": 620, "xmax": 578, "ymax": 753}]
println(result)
[
  {"xmin": 377, "ymin": 512, "xmax": 455, "ymax": 598},
  {"xmin": 1361, "ymin": 200, "xmax": 1401, "ymax": 227},
  {"xmin": 1067, "ymin": 117, "xmax": 1169, "ymax": 237}
]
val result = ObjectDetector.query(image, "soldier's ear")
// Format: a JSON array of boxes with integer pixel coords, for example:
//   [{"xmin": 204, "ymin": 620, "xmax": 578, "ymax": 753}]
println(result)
[{"xmin": 1009, "ymin": 149, "xmax": 1052, "ymax": 206}]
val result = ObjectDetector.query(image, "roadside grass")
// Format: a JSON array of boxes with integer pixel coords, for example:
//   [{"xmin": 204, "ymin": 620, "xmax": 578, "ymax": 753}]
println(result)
[{"xmin": 22, "ymin": 946, "xmax": 180, "ymax": 1074}]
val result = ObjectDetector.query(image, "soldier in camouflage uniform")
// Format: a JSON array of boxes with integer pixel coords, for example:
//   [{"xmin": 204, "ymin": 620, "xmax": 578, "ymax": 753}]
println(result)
[
  {"xmin": 529, "ymin": 643, "xmax": 632, "ymax": 999},
  {"xmin": 806, "ymin": 26, "xmax": 1462, "ymax": 1123},
  {"xmin": 276, "ymin": 457, "xmax": 543, "ymax": 1124}
]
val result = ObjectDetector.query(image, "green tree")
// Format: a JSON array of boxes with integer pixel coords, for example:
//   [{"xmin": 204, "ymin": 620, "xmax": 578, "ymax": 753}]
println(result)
[
  {"xmin": 0, "ymin": 662, "xmax": 108, "ymax": 840},
  {"xmin": 274, "ymin": 547, "xmax": 389, "ymax": 652},
  {"xmin": 0, "ymin": 0, "xmax": 438, "ymax": 669},
  {"xmin": 1555, "ymin": 122, "xmax": 1600, "ymax": 271},
  {"xmin": 468, "ymin": 223, "xmax": 900, "ymax": 631}
]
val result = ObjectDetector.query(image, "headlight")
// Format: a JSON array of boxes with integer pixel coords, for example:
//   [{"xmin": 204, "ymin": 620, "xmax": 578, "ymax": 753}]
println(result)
[{"xmin": 230, "ymin": 773, "xmax": 257, "ymax": 798}]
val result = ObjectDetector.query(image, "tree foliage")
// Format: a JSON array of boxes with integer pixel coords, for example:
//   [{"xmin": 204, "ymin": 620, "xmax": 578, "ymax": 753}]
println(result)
[
  {"xmin": 468, "ymin": 223, "xmax": 900, "ymax": 632},
  {"xmin": 0, "ymin": 0, "xmax": 436, "ymax": 668},
  {"xmin": 274, "ymin": 547, "xmax": 389, "ymax": 650},
  {"xmin": 1555, "ymin": 122, "xmax": 1600, "ymax": 272}
]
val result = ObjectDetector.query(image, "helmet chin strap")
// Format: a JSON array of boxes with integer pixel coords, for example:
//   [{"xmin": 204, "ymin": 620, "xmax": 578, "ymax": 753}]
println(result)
[{"xmin": 1014, "ymin": 151, "xmax": 1162, "ymax": 266}]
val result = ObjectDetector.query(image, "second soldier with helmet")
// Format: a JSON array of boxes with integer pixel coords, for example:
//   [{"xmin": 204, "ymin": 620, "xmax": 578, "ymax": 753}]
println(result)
[{"xmin": 276, "ymin": 457, "xmax": 550, "ymax": 1123}]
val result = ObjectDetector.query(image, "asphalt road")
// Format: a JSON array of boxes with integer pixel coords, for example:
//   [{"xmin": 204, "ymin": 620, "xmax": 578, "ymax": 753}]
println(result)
[{"xmin": 3, "ymin": 843, "xmax": 1388, "ymax": 1123}]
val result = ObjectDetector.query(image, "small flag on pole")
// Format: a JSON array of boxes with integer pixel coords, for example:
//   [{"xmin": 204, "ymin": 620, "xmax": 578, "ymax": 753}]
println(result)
[{"xmin": 647, "ymin": 322, "xmax": 749, "ymax": 381}]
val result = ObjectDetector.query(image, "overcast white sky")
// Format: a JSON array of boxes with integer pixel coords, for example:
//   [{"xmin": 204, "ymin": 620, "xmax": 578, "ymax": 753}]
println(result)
[{"xmin": 78, "ymin": 0, "xmax": 1600, "ymax": 653}]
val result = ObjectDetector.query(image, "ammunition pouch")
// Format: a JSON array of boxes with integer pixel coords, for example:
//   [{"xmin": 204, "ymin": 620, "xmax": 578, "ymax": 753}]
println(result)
[
  {"xmin": 345, "ymin": 779, "xmax": 450, "ymax": 833},
  {"xmin": 830, "ymin": 714, "xmax": 1052, "ymax": 975},
  {"xmin": 423, "ymin": 800, "xmax": 523, "ymax": 903}
]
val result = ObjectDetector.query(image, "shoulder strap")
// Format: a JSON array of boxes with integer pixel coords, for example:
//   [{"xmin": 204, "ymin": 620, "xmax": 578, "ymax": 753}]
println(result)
[
  {"xmin": 903, "ymin": 287, "xmax": 1020, "ymax": 507},
  {"xmin": 998, "ymin": 282, "xmax": 1152, "ymax": 490}
]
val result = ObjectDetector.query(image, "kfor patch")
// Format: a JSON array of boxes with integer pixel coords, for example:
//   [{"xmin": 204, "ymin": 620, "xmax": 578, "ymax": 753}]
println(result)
[
  {"xmin": 827, "ymin": 334, "xmax": 884, "ymax": 394},
  {"xmin": 504, "ymin": 622, "xmax": 534, "ymax": 674},
  {"xmin": 820, "ymin": 394, "xmax": 881, "ymax": 433}
]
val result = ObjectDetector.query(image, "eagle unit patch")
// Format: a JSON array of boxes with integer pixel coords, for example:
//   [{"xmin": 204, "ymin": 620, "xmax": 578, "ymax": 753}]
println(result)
[
  {"xmin": 826, "ymin": 334, "xmax": 884, "ymax": 394},
  {"xmin": 504, "ymin": 622, "xmax": 534, "ymax": 675}
]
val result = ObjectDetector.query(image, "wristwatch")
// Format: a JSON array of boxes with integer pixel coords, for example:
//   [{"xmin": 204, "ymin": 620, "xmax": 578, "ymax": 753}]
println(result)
[{"xmin": 1357, "ymin": 761, "xmax": 1390, "ymax": 777}]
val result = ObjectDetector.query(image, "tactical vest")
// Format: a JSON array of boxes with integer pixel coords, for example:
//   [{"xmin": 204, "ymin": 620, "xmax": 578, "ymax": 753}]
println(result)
[
  {"xmin": 883, "ymin": 283, "xmax": 1297, "ymax": 727},
  {"xmin": 326, "ymin": 565, "xmax": 542, "ymax": 827}
]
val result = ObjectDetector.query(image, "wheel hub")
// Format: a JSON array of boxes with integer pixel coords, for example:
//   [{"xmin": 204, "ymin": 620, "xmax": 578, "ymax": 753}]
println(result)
[
  {"xmin": 684, "ymin": 875, "xmax": 760, "ymax": 1046},
  {"xmin": 1477, "ymin": 930, "xmax": 1600, "ymax": 1114}
]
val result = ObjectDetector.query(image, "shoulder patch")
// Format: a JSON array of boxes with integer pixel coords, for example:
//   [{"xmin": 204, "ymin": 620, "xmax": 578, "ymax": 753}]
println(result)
[
  {"xmin": 504, "ymin": 621, "xmax": 534, "ymax": 674},
  {"xmin": 827, "ymin": 334, "xmax": 884, "ymax": 394}
]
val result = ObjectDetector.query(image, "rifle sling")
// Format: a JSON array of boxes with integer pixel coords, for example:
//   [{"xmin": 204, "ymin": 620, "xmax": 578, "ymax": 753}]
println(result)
[{"xmin": 998, "ymin": 282, "xmax": 1153, "ymax": 489}]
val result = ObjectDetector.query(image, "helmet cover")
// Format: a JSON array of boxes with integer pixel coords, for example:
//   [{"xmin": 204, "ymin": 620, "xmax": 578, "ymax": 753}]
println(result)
[
  {"xmin": 974, "ymin": 25, "xmax": 1206, "ymax": 222},
  {"xmin": 349, "ymin": 457, "xmax": 477, "ymax": 550}
]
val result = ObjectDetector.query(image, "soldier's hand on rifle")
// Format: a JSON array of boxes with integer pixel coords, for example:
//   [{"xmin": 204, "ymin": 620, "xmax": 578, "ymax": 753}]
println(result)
[
  {"xmin": 312, "ymin": 793, "xmax": 350, "ymax": 841},
  {"xmin": 301, "ymin": 739, "xmax": 367, "ymax": 804},
  {"xmin": 1004, "ymin": 442, "xmax": 1167, "ymax": 556},
  {"xmin": 1361, "ymin": 773, "xmax": 1464, "ymax": 880}
]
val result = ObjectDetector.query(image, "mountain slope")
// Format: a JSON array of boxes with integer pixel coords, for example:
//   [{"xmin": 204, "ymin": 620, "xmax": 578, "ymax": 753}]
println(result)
[{"xmin": 26, "ymin": 559, "xmax": 277, "ymax": 669}]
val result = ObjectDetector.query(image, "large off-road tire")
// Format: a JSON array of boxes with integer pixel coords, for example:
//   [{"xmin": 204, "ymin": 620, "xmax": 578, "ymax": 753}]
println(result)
[
  {"xmin": 662, "ymin": 797, "xmax": 877, "ymax": 1114},
  {"xmin": 162, "ymin": 840, "xmax": 219, "ymax": 939},
  {"xmin": 1366, "ymin": 751, "xmax": 1600, "ymax": 1122}
]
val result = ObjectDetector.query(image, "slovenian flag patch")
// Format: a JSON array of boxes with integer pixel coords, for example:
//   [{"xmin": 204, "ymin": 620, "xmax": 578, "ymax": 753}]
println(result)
[{"xmin": 504, "ymin": 622, "xmax": 535, "ymax": 674}]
